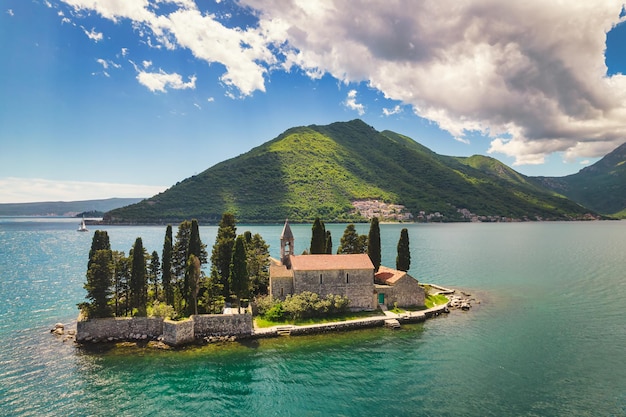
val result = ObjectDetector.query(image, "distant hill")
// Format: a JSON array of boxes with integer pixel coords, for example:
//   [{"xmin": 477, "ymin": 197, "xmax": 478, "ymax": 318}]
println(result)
[
  {"xmin": 0, "ymin": 198, "xmax": 143, "ymax": 217},
  {"xmin": 104, "ymin": 120, "xmax": 596, "ymax": 224},
  {"xmin": 534, "ymin": 142, "xmax": 626, "ymax": 217}
]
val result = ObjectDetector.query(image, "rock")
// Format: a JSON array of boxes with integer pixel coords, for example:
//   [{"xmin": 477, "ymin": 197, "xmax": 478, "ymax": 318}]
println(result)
[
  {"xmin": 67, "ymin": 329, "xmax": 76, "ymax": 336},
  {"xmin": 141, "ymin": 334, "xmax": 147, "ymax": 340},
  {"xmin": 52, "ymin": 328, "xmax": 64, "ymax": 336},
  {"xmin": 55, "ymin": 323, "xmax": 64, "ymax": 330}
]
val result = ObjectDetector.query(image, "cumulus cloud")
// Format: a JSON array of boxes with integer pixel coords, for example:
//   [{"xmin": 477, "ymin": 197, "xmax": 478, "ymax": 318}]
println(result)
[
  {"xmin": 60, "ymin": 0, "xmax": 626, "ymax": 165},
  {"xmin": 0, "ymin": 177, "xmax": 167, "ymax": 204},
  {"xmin": 243, "ymin": 0, "xmax": 626, "ymax": 165},
  {"xmin": 62, "ymin": 0, "xmax": 274, "ymax": 96},
  {"xmin": 136, "ymin": 69, "xmax": 196, "ymax": 92},
  {"xmin": 345, "ymin": 90, "xmax": 365, "ymax": 115}
]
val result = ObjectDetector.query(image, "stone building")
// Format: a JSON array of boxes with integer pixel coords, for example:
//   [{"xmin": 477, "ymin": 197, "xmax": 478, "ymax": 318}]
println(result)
[
  {"xmin": 374, "ymin": 266, "xmax": 425, "ymax": 308},
  {"xmin": 269, "ymin": 220, "xmax": 425, "ymax": 310}
]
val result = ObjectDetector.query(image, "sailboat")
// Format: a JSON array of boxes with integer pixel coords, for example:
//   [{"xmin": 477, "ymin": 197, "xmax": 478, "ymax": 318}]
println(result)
[{"xmin": 77, "ymin": 217, "xmax": 88, "ymax": 232}]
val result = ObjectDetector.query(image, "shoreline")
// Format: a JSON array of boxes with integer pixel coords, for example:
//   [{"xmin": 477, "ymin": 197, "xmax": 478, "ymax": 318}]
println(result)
[{"xmin": 52, "ymin": 286, "xmax": 478, "ymax": 349}]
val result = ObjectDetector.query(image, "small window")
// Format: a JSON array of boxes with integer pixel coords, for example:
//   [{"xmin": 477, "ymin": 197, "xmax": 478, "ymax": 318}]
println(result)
[
  {"xmin": 280, "ymin": 287, "xmax": 284, "ymax": 297},
  {"xmin": 320, "ymin": 274, "xmax": 323, "ymax": 284},
  {"xmin": 346, "ymin": 273, "xmax": 349, "ymax": 284}
]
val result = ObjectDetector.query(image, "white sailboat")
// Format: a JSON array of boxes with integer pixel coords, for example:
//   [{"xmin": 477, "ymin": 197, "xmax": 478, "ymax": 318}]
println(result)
[{"xmin": 77, "ymin": 217, "xmax": 88, "ymax": 232}]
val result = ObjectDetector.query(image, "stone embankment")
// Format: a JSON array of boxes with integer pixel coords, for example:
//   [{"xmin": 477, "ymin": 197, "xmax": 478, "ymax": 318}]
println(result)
[{"xmin": 55, "ymin": 286, "xmax": 476, "ymax": 347}]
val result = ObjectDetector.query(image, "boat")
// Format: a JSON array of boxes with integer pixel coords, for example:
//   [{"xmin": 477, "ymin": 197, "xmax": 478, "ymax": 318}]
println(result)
[{"xmin": 77, "ymin": 217, "xmax": 88, "ymax": 232}]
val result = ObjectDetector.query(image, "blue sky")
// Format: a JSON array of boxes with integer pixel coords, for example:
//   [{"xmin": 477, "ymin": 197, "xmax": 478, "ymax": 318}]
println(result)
[{"xmin": 1, "ymin": 0, "xmax": 625, "ymax": 203}]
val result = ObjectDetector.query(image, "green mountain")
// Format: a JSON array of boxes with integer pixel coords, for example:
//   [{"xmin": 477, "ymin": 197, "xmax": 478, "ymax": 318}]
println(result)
[
  {"xmin": 534, "ymin": 142, "xmax": 626, "ymax": 217},
  {"xmin": 104, "ymin": 120, "xmax": 596, "ymax": 224},
  {"xmin": 0, "ymin": 198, "xmax": 143, "ymax": 217}
]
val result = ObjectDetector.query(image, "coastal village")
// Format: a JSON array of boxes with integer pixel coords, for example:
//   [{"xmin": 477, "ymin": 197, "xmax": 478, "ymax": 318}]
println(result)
[{"xmin": 58, "ymin": 219, "xmax": 476, "ymax": 347}]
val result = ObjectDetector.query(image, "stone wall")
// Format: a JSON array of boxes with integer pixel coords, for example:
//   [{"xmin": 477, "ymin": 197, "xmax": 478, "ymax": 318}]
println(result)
[
  {"xmin": 76, "ymin": 317, "xmax": 163, "ymax": 342},
  {"xmin": 77, "ymin": 314, "xmax": 253, "ymax": 346},
  {"xmin": 380, "ymin": 276, "xmax": 425, "ymax": 308},
  {"xmin": 162, "ymin": 318, "xmax": 194, "ymax": 346},
  {"xmin": 294, "ymin": 268, "xmax": 375, "ymax": 310},
  {"xmin": 192, "ymin": 314, "xmax": 253, "ymax": 338}
]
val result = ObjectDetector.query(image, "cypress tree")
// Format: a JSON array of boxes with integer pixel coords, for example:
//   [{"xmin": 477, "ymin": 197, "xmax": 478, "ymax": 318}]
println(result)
[
  {"xmin": 88, "ymin": 230, "xmax": 110, "ymax": 268},
  {"xmin": 325, "ymin": 230, "xmax": 333, "ymax": 254},
  {"xmin": 188, "ymin": 219, "xmax": 207, "ymax": 263},
  {"xmin": 396, "ymin": 228, "xmax": 411, "ymax": 272},
  {"xmin": 310, "ymin": 217, "xmax": 326, "ymax": 254},
  {"xmin": 112, "ymin": 250, "xmax": 129, "ymax": 316},
  {"xmin": 130, "ymin": 237, "xmax": 147, "ymax": 316},
  {"xmin": 149, "ymin": 250, "xmax": 160, "ymax": 302},
  {"xmin": 184, "ymin": 254, "xmax": 201, "ymax": 316},
  {"xmin": 367, "ymin": 217, "xmax": 381, "ymax": 271},
  {"xmin": 229, "ymin": 234, "xmax": 249, "ymax": 308},
  {"xmin": 83, "ymin": 249, "xmax": 114, "ymax": 318},
  {"xmin": 162, "ymin": 225, "xmax": 174, "ymax": 306},
  {"xmin": 210, "ymin": 213, "xmax": 237, "ymax": 299}
]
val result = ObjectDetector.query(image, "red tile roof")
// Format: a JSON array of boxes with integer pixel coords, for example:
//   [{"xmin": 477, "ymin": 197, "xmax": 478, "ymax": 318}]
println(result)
[
  {"xmin": 375, "ymin": 265, "xmax": 407, "ymax": 285},
  {"xmin": 290, "ymin": 254, "xmax": 374, "ymax": 271}
]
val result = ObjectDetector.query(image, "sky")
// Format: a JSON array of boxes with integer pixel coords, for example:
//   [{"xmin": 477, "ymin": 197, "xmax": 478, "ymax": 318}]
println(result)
[{"xmin": 1, "ymin": 0, "xmax": 625, "ymax": 203}]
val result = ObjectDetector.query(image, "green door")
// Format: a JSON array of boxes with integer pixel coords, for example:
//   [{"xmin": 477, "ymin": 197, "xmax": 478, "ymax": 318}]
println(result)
[{"xmin": 378, "ymin": 293, "xmax": 385, "ymax": 304}]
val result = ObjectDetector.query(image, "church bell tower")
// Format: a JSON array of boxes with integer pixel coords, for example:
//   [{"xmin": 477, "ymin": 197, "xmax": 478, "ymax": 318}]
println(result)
[{"xmin": 280, "ymin": 219, "xmax": 294, "ymax": 269}]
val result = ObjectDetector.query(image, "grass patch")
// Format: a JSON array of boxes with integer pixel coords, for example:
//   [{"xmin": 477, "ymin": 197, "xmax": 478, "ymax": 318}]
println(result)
[
  {"xmin": 254, "ymin": 310, "xmax": 382, "ymax": 328},
  {"xmin": 425, "ymin": 294, "xmax": 449, "ymax": 309}
]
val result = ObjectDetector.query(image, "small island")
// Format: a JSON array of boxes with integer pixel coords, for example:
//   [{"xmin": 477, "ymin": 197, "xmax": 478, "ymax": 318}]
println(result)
[{"xmin": 68, "ymin": 215, "xmax": 472, "ymax": 347}]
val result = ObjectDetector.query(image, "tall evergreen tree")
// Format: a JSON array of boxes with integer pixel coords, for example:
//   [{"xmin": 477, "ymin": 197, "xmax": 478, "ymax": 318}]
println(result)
[
  {"xmin": 337, "ymin": 224, "xmax": 367, "ymax": 254},
  {"xmin": 246, "ymin": 232, "xmax": 270, "ymax": 295},
  {"xmin": 130, "ymin": 237, "xmax": 148, "ymax": 316},
  {"xmin": 162, "ymin": 224, "xmax": 174, "ymax": 306},
  {"xmin": 210, "ymin": 213, "xmax": 237, "ymax": 299},
  {"xmin": 229, "ymin": 235, "xmax": 249, "ymax": 308},
  {"xmin": 112, "ymin": 251, "xmax": 129, "ymax": 316},
  {"xmin": 188, "ymin": 219, "xmax": 208, "ymax": 263},
  {"xmin": 83, "ymin": 249, "xmax": 114, "ymax": 318},
  {"xmin": 149, "ymin": 250, "xmax": 160, "ymax": 302},
  {"xmin": 367, "ymin": 217, "xmax": 381, "ymax": 271},
  {"xmin": 88, "ymin": 230, "xmax": 110, "ymax": 268},
  {"xmin": 325, "ymin": 230, "xmax": 333, "ymax": 254},
  {"xmin": 396, "ymin": 228, "xmax": 411, "ymax": 272},
  {"xmin": 184, "ymin": 254, "xmax": 201, "ymax": 316},
  {"xmin": 172, "ymin": 220, "xmax": 192, "ymax": 312},
  {"xmin": 310, "ymin": 217, "xmax": 326, "ymax": 254}
]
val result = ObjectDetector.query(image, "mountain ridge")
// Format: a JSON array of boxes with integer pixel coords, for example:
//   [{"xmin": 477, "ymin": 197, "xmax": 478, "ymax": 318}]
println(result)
[{"xmin": 104, "ymin": 120, "xmax": 603, "ymax": 223}]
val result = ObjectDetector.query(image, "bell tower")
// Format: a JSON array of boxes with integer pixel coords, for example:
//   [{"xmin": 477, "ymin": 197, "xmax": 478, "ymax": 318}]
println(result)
[{"xmin": 280, "ymin": 219, "xmax": 294, "ymax": 269}]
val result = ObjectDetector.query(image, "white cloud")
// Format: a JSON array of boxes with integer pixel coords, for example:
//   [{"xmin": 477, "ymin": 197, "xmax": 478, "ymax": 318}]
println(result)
[
  {"xmin": 242, "ymin": 0, "xmax": 626, "ymax": 165},
  {"xmin": 345, "ymin": 89, "xmax": 365, "ymax": 115},
  {"xmin": 60, "ymin": 0, "xmax": 626, "ymax": 166},
  {"xmin": 207, "ymin": 97, "xmax": 215, "ymax": 102},
  {"xmin": 121, "ymin": 47, "xmax": 129, "ymax": 56},
  {"xmin": 0, "ymin": 177, "xmax": 167, "ymax": 204},
  {"xmin": 142, "ymin": 60, "xmax": 152, "ymax": 68},
  {"xmin": 62, "ymin": 0, "xmax": 274, "ymax": 96},
  {"xmin": 136, "ymin": 69, "xmax": 196, "ymax": 92},
  {"xmin": 81, "ymin": 26, "xmax": 103, "ymax": 42},
  {"xmin": 383, "ymin": 105, "xmax": 402, "ymax": 116},
  {"xmin": 7, "ymin": 9, "xmax": 14, "ymax": 16}
]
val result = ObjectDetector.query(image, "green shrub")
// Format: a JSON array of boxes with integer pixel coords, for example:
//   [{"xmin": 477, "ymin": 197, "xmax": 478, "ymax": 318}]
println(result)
[{"xmin": 265, "ymin": 303, "xmax": 285, "ymax": 321}]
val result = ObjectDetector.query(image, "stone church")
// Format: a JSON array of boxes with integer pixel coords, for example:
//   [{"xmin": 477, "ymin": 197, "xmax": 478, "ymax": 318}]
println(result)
[{"xmin": 269, "ymin": 220, "xmax": 425, "ymax": 310}]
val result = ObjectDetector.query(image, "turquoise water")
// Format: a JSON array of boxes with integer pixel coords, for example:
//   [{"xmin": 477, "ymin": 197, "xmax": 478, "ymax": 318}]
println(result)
[{"xmin": 0, "ymin": 218, "xmax": 625, "ymax": 416}]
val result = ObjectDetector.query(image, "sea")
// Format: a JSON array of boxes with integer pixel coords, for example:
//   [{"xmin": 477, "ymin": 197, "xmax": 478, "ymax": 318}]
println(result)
[{"xmin": 0, "ymin": 217, "xmax": 624, "ymax": 417}]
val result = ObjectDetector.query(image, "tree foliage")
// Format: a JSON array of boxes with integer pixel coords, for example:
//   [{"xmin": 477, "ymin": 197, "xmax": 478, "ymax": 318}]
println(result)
[
  {"xmin": 88, "ymin": 230, "xmax": 110, "ymax": 268},
  {"xmin": 149, "ymin": 250, "xmax": 160, "ymax": 302},
  {"xmin": 396, "ymin": 228, "xmax": 411, "ymax": 272},
  {"xmin": 325, "ymin": 230, "xmax": 332, "ymax": 254},
  {"xmin": 161, "ymin": 224, "xmax": 174, "ymax": 306},
  {"xmin": 367, "ymin": 217, "xmax": 381, "ymax": 271},
  {"xmin": 337, "ymin": 224, "xmax": 367, "ymax": 254},
  {"xmin": 210, "ymin": 213, "xmax": 237, "ymax": 299},
  {"xmin": 185, "ymin": 254, "xmax": 201, "ymax": 316},
  {"xmin": 83, "ymin": 249, "xmax": 114, "ymax": 318},
  {"xmin": 246, "ymin": 232, "xmax": 270, "ymax": 295},
  {"xmin": 229, "ymin": 235, "xmax": 249, "ymax": 305},
  {"xmin": 310, "ymin": 217, "xmax": 326, "ymax": 254},
  {"xmin": 130, "ymin": 237, "xmax": 148, "ymax": 316}
]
